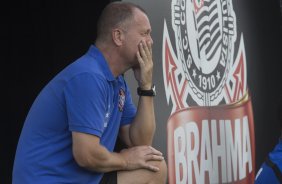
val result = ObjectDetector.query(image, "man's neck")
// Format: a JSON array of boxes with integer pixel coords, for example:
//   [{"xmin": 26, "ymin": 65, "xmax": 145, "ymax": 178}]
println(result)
[{"xmin": 96, "ymin": 43, "xmax": 128, "ymax": 77}]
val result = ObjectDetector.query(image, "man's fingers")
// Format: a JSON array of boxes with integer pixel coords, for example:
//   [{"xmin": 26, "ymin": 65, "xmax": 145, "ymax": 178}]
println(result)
[
  {"xmin": 142, "ymin": 40, "xmax": 151, "ymax": 59},
  {"xmin": 145, "ymin": 154, "xmax": 164, "ymax": 161},
  {"xmin": 139, "ymin": 42, "xmax": 147, "ymax": 60},
  {"xmin": 148, "ymin": 40, "xmax": 152, "ymax": 55},
  {"xmin": 136, "ymin": 50, "xmax": 146, "ymax": 68},
  {"xmin": 138, "ymin": 41, "xmax": 152, "ymax": 61},
  {"xmin": 147, "ymin": 146, "xmax": 163, "ymax": 156},
  {"xmin": 143, "ymin": 146, "xmax": 164, "ymax": 162},
  {"xmin": 122, "ymin": 146, "xmax": 164, "ymax": 172},
  {"xmin": 146, "ymin": 164, "xmax": 160, "ymax": 172},
  {"xmin": 142, "ymin": 146, "xmax": 163, "ymax": 157}
]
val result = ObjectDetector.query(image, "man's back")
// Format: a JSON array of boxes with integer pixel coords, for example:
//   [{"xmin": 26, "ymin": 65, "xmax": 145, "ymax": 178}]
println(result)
[{"xmin": 12, "ymin": 46, "xmax": 133, "ymax": 183}]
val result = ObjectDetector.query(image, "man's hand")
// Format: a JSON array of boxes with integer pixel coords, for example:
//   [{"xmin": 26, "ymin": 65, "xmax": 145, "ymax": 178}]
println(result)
[
  {"xmin": 120, "ymin": 146, "xmax": 164, "ymax": 172},
  {"xmin": 133, "ymin": 40, "xmax": 153, "ymax": 90},
  {"xmin": 72, "ymin": 132, "xmax": 163, "ymax": 173}
]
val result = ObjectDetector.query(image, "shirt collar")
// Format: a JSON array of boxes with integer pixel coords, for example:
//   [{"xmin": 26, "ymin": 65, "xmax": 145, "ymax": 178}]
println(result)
[{"xmin": 86, "ymin": 45, "xmax": 116, "ymax": 82}]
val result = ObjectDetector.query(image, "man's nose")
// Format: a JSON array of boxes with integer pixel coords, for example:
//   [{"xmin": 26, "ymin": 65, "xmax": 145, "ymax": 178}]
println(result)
[{"xmin": 147, "ymin": 36, "xmax": 153, "ymax": 45}]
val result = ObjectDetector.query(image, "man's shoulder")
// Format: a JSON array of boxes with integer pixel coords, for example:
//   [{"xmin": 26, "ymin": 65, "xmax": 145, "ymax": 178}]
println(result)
[{"xmin": 62, "ymin": 55, "xmax": 103, "ymax": 77}]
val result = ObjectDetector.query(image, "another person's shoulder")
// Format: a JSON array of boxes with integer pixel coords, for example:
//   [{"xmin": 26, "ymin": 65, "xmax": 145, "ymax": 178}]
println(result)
[
  {"xmin": 255, "ymin": 162, "xmax": 281, "ymax": 184},
  {"xmin": 255, "ymin": 142, "xmax": 282, "ymax": 184}
]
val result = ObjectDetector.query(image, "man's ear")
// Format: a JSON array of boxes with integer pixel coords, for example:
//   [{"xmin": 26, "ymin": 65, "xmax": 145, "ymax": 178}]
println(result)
[{"xmin": 112, "ymin": 29, "xmax": 124, "ymax": 46}]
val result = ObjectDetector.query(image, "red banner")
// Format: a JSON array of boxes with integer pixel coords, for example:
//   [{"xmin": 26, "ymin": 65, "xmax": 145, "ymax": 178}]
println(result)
[{"xmin": 167, "ymin": 93, "xmax": 255, "ymax": 184}]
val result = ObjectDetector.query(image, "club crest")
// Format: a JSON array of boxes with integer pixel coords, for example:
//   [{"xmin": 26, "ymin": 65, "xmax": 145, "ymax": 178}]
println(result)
[{"xmin": 118, "ymin": 88, "xmax": 125, "ymax": 112}]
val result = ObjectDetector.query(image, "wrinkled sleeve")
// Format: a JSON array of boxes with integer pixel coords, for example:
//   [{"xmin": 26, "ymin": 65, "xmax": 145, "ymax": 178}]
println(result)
[{"xmin": 64, "ymin": 73, "xmax": 107, "ymax": 137}]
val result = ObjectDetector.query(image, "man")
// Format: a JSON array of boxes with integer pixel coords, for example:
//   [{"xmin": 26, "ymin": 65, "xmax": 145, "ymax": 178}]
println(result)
[
  {"xmin": 255, "ymin": 98, "xmax": 282, "ymax": 183},
  {"xmin": 13, "ymin": 2, "xmax": 167, "ymax": 184}
]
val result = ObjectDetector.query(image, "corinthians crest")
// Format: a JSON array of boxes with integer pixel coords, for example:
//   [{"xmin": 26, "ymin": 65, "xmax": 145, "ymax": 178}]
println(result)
[
  {"xmin": 163, "ymin": 0, "xmax": 247, "ymax": 108},
  {"xmin": 163, "ymin": 0, "xmax": 255, "ymax": 183}
]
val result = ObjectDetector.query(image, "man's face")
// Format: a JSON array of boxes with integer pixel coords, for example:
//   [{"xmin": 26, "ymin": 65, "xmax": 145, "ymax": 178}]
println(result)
[{"xmin": 122, "ymin": 9, "xmax": 153, "ymax": 67}]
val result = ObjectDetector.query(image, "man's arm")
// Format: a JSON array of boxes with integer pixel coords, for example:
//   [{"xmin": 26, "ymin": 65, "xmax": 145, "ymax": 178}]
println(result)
[
  {"xmin": 119, "ymin": 96, "xmax": 155, "ymax": 147},
  {"xmin": 72, "ymin": 132, "xmax": 163, "ymax": 173},
  {"xmin": 119, "ymin": 40, "xmax": 156, "ymax": 146}
]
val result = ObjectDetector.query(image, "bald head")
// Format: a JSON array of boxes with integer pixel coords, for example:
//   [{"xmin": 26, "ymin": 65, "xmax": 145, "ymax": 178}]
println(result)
[{"xmin": 95, "ymin": 2, "xmax": 147, "ymax": 44}]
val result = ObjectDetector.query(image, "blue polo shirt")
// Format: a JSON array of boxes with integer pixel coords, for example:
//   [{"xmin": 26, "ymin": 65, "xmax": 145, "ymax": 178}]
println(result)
[
  {"xmin": 255, "ymin": 139, "xmax": 282, "ymax": 184},
  {"xmin": 13, "ymin": 45, "xmax": 137, "ymax": 184}
]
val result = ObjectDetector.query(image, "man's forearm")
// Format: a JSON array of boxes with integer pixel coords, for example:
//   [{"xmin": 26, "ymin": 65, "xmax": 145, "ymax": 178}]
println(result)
[
  {"xmin": 73, "ymin": 133, "xmax": 127, "ymax": 173},
  {"xmin": 84, "ymin": 151, "xmax": 126, "ymax": 173},
  {"xmin": 73, "ymin": 132, "xmax": 163, "ymax": 173},
  {"xmin": 129, "ymin": 96, "xmax": 156, "ymax": 146}
]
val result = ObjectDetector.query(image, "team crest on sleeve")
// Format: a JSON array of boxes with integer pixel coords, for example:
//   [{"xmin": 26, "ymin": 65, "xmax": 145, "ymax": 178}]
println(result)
[{"xmin": 118, "ymin": 88, "xmax": 125, "ymax": 112}]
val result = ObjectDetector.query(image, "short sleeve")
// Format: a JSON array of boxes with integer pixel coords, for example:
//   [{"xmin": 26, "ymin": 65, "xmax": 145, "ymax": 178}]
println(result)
[{"xmin": 64, "ymin": 73, "xmax": 107, "ymax": 137}]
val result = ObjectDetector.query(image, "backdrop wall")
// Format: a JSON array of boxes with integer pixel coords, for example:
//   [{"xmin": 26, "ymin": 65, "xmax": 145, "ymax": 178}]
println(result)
[{"xmin": 123, "ymin": 0, "xmax": 281, "ymax": 183}]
